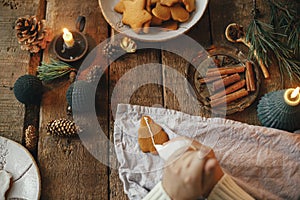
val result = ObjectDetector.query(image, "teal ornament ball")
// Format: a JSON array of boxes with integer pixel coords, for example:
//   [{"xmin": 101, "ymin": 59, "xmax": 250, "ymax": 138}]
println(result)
[
  {"xmin": 13, "ymin": 75, "xmax": 43, "ymax": 105},
  {"xmin": 257, "ymin": 90, "xmax": 300, "ymax": 132},
  {"xmin": 66, "ymin": 81, "xmax": 94, "ymax": 112}
]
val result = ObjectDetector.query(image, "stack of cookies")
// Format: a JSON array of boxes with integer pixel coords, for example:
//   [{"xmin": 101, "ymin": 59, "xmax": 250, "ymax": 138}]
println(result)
[{"xmin": 114, "ymin": 0, "xmax": 196, "ymax": 33}]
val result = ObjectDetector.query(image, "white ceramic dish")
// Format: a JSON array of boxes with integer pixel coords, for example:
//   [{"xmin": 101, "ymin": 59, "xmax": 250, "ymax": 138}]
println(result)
[
  {"xmin": 0, "ymin": 136, "xmax": 41, "ymax": 200},
  {"xmin": 99, "ymin": 0, "xmax": 209, "ymax": 42}
]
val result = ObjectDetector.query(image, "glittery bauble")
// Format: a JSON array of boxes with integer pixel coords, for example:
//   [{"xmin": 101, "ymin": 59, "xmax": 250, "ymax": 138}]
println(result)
[
  {"xmin": 66, "ymin": 81, "xmax": 94, "ymax": 112},
  {"xmin": 13, "ymin": 75, "xmax": 43, "ymax": 105},
  {"xmin": 257, "ymin": 90, "xmax": 300, "ymax": 132}
]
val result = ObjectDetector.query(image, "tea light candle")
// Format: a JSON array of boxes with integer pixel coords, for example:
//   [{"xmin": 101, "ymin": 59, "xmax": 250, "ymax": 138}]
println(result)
[
  {"xmin": 62, "ymin": 28, "xmax": 75, "ymax": 48},
  {"xmin": 284, "ymin": 87, "xmax": 300, "ymax": 106}
]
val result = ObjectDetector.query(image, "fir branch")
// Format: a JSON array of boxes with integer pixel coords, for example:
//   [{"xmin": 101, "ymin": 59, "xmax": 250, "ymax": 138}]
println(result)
[
  {"xmin": 37, "ymin": 59, "xmax": 77, "ymax": 82},
  {"xmin": 268, "ymin": 0, "xmax": 300, "ymax": 56},
  {"xmin": 246, "ymin": 0, "xmax": 300, "ymax": 82}
]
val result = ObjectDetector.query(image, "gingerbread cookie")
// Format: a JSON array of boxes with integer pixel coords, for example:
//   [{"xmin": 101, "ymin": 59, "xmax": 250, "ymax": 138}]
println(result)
[
  {"xmin": 160, "ymin": 0, "xmax": 180, "ymax": 7},
  {"xmin": 151, "ymin": 16, "xmax": 163, "ymax": 26},
  {"xmin": 143, "ymin": 20, "xmax": 151, "ymax": 33},
  {"xmin": 138, "ymin": 116, "xmax": 169, "ymax": 154},
  {"xmin": 152, "ymin": 3, "xmax": 171, "ymax": 21},
  {"xmin": 182, "ymin": 0, "xmax": 195, "ymax": 12},
  {"xmin": 122, "ymin": 0, "xmax": 152, "ymax": 33},
  {"xmin": 114, "ymin": 0, "xmax": 126, "ymax": 13},
  {"xmin": 161, "ymin": 20, "xmax": 178, "ymax": 30},
  {"xmin": 170, "ymin": 4, "xmax": 190, "ymax": 22}
]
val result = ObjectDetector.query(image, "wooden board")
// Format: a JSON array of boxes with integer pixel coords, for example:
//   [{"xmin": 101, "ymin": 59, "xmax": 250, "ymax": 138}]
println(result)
[
  {"xmin": 37, "ymin": 0, "xmax": 109, "ymax": 198},
  {"xmin": 0, "ymin": 0, "xmax": 41, "ymax": 143}
]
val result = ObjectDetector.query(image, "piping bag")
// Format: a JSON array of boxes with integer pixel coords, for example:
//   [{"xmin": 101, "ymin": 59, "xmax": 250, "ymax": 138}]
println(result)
[{"xmin": 144, "ymin": 117, "xmax": 191, "ymax": 161}]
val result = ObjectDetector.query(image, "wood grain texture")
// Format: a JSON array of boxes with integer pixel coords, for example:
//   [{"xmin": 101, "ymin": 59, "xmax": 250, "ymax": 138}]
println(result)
[
  {"xmin": 38, "ymin": 0, "xmax": 109, "ymax": 198},
  {"xmin": 161, "ymin": 8, "xmax": 210, "ymax": 117},
  {"xmin": 109, "ymin": 45, "xmax": 162, "ymax": 199},
  {"xmin": 0, "ymin": 0, "xmax": 41, "ymax": 143}
]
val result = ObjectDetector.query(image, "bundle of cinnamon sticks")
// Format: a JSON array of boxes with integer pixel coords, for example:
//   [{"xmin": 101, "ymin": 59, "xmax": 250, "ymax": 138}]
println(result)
[{"xmin": 199, "ymin": 61, "xmax": 256, "ymax": 107}]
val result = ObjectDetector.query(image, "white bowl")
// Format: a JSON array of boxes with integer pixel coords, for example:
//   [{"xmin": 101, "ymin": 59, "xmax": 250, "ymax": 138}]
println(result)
[{"xmin": 99, "ymin": 0, "xmax": 209, "ymax": 42}]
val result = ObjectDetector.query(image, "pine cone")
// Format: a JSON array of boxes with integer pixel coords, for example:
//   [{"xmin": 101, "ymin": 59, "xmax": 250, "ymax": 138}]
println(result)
[
  {"xmin": 15, "ymin": 15, "xmax": 49, "ymax": 53},
  {"xmin": 25, "ymin": 125, "xmax": 37, "ymax": 151},
  {"xmin": 85, "ymin": 65, "xmax": 102, "ymax": 83},
  {"xmin": 103, "ymin": 42, "xmax": 123, "ymax": 60},
  {"xmin": 46, "ymin": 119, "xmax": 79, "ymax": 137}
]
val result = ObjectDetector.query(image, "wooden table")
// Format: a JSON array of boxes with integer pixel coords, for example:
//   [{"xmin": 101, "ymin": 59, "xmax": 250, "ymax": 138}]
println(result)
[{"xmin": 0, "ymin": 0, "xmax": 298, "ymax": 199}]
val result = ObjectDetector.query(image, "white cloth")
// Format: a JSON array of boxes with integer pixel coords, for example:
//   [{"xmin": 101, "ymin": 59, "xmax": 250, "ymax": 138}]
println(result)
[{"xmin": 114, "ymin": 104, "xmax": 300, "ymax": 200}]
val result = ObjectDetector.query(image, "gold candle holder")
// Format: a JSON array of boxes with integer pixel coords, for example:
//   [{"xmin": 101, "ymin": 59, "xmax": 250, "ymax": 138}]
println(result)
[{"xmin": 284, "ymin": 87, "xmax": 300, "ymax": 106}]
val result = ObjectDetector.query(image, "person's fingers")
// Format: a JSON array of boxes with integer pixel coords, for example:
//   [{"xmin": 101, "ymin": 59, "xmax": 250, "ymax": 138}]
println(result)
[{"xmin": 204, "ymin": 158, "xmax": 218, "ymax": 174}]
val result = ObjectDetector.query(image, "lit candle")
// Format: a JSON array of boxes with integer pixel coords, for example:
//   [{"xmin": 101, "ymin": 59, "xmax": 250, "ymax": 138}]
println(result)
[
  {"xmin": 284, "ymin": 87, "xmax": 300, "ymax": 106},
  {"xmin": 62, "ymin": 28, "xmax": 74, "ymax": 48}
]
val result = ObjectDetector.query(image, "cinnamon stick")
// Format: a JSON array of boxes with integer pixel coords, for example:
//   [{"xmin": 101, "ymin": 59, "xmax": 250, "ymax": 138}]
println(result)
[
  {"xmin": 213, "ymin": 73, "xmax": 241, "ymax": 91},
  {"xmin": 245, "ymin": 61, "xmax": 256, "ymax": 91},
  {"xmin": 198, "ymin": 75, "xmax": 228, "ymax": 84},
  {"xmin": 210, "ymin": 88, "xmax": 249, "ymax": 107},
  {"xmin": 206, "ymin": 65, "xmax": 244, "ymax": 72},
  {"xmin": 210, "ymin": 79, "xmax": 246, "ymax": 100},
  {"xmin": 205, "ymin": 66, "xmax": 245, "ymax": 77}
]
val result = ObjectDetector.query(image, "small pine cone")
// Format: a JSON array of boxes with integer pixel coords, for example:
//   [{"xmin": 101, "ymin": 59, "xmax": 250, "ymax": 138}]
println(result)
[
  {"xmin": 85, "ymin": 65, "xmax": 102, "ymax": 83},
  {"xmin": 15, "ymin": 16, "xmax": 50, "ymax": 53},
  {"xmin": 102, "ymin": 42, "xmax": 123, "ymax": 60},
  {"xmin": 25, "ymin": 125, "xmax": 38, "ymax": 151},
  {"xmin": 46, "ymin": 119, "xmax": 79, "ymax": 137}
]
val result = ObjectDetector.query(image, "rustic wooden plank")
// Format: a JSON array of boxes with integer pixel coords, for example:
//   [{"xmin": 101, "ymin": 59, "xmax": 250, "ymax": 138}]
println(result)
[
  {"xmin": 161, "ymin": 5, "xmax": 211, "ymax": 116},
  {"xmin": 0, "ymin": 0, "xmax": 41, "ymax": 143},
  {"xmin": 109, "ymin": 40, "xmax": 162, "ymax": 199},
  {"xmin": 187, "ymin": 6, "xmax": 212, "ymax": 48},
  {"xmin": 209, "ymin": 0, "xmax": 282, "ymax": 124},
  {"xmin": 37, "ymin": 0, "xmax": 109, "ymax": 198},
  {"xmin": 162, "ymin": 50, "xmax": 207, "ymax": 116}
]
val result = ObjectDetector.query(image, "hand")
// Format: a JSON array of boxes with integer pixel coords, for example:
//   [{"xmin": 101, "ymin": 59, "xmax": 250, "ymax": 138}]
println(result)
[{"xmin": 161, "ymin": 138, "xmax": 224, "ymax": 200}]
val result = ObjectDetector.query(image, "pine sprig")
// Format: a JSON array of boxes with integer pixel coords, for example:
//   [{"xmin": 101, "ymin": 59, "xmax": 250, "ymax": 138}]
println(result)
[
  {"xmin": 246, "ymin": 0, "xmax": 300, "ymax": 82},
  {"xmin": 269, "ymin": 0, "xmax": 300, "ymax": 56},
  {"xmin": 37, "ymin": 59, "xmax": 77, "ymax": 82}
]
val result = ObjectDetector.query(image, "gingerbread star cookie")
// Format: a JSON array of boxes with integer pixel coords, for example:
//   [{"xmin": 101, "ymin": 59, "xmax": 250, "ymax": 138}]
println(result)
[{"xmin": 122, "ymin": 0, "xmax": 152, "ymax": 33}]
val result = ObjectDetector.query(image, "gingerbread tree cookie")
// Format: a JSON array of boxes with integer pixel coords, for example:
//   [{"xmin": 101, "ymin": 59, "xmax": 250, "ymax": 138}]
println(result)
[{"xmin": 138, "ymin": 116, "xmax": 169, "ymax": 154}]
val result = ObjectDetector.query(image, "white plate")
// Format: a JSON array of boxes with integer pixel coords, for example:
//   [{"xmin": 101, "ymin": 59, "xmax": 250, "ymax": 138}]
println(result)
[
  {"xmin": 99, "ymin": 0, "xmax": 209, "ymax": 42},
  {"xmin": 0, "ymin": 136, "xmax": 41, "ymax": 200}
]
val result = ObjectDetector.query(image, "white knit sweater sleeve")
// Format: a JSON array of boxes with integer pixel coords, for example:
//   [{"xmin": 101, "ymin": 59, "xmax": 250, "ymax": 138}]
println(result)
[
  {"xmin": 142, "ymin": 181, "xmax": 171, "ymax": 200},
  {"xmin": 142, "ymin": 174, "xmax": 254, "ymax": 200},
  {"xmin": 207, "ymin": 174, "xmax": 254, "ymax": 200}
]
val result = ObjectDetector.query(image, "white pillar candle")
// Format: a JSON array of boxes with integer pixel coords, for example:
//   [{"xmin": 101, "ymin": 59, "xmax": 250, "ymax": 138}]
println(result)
[{"xmin": 62, "ymin": 28, "xmax": 75, "ymax": 48}]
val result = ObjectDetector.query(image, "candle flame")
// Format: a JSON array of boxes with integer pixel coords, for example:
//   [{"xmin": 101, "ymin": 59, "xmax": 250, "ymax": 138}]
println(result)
[
  {"xmin": 291, "ymin": 87, "xmax": 300, "ymax": 99},
  {"xmin": 63, "ymin": 28, "xmax": 71, "ymax": 35}
]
